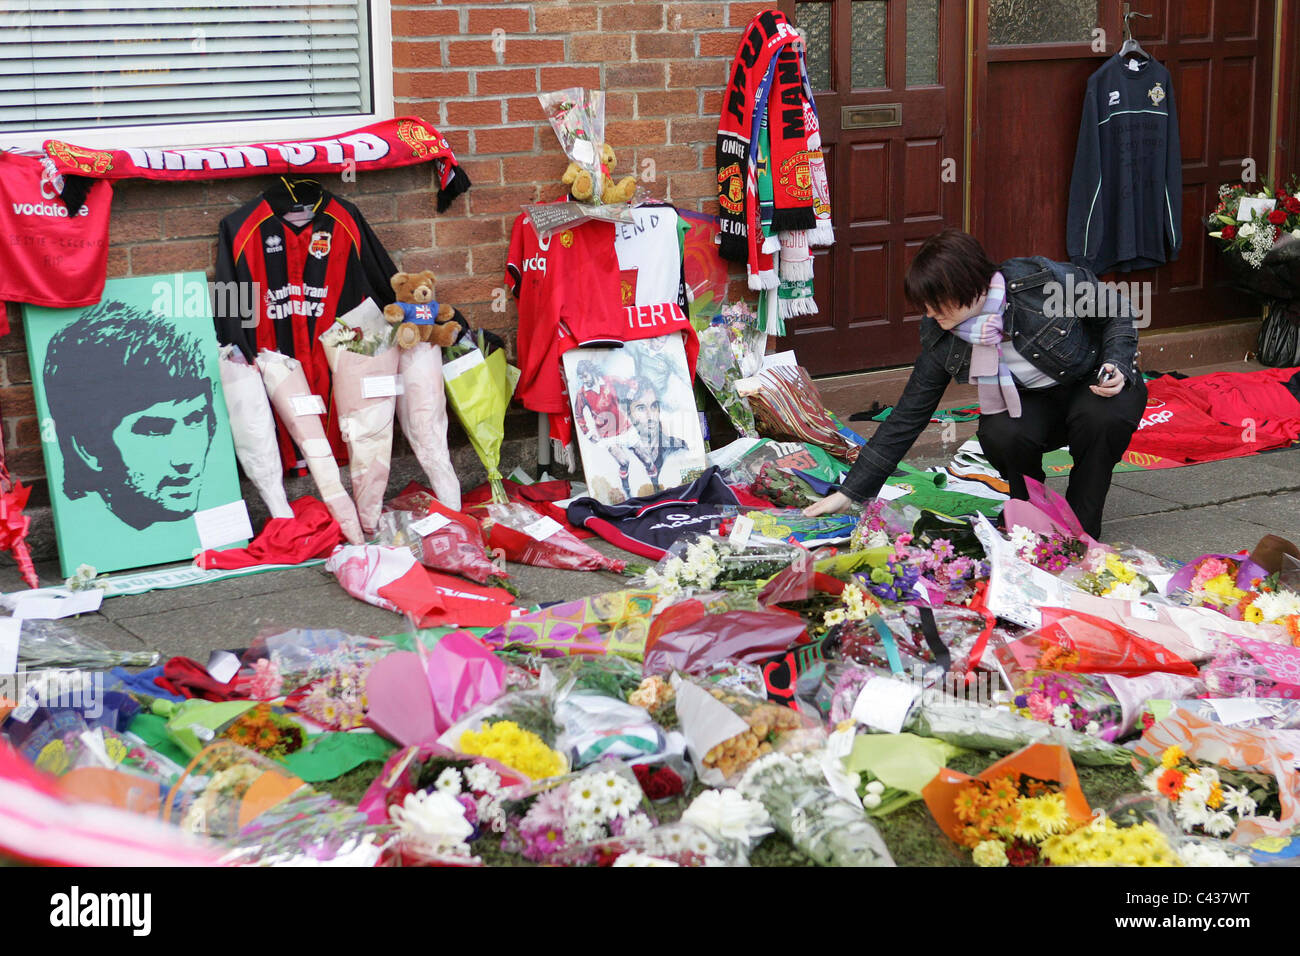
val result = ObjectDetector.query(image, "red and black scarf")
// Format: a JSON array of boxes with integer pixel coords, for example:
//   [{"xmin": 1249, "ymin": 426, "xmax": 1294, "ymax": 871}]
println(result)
[{"xmin": 716, "ymin": 10, "xmax": 815, "ymax": 262}]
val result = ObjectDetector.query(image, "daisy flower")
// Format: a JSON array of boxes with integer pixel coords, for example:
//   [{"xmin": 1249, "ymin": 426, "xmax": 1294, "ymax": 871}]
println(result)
[
  {"xmin": 434, "ymin": 767, "xmax": 463, "ymax": 795},
  {"xmin": 464, "ymin": 764, "xmax": 501, "ymax": 795},
  {"xmin": 1025, "ymin": 793, "xmax": 1073, "ymax": 835},
  {"xmin": 623, "ymin": 812, "xmax": 653, "ymax": 838},
  {"xmin": 1204, "ymin": 811, "xmax": 1236, "ymax": 838},
  {"xmin": 1222, "ymin": 786, "xmax": 1257, "ymax": 817}
]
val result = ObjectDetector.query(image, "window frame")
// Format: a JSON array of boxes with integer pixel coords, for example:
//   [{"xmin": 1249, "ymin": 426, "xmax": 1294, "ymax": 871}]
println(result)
[{"xmin": 0, "ymin": 0, "xmax": 393, "ymax": 152}]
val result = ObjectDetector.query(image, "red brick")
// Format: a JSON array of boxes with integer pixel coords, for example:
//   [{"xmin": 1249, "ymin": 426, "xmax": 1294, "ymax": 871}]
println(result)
[
  {"xmin": 7, "ymin": 447, "xmax": 45, "ymax": 481},
  {"xmin": 395, "ymin": 69, "xmax": 470, "ymax": 98},
  {"xmin": 13, "ymin": 417, "xmax": 40, "ymax": 447},
  {"xmin": 606, "ymin": 62, "xmax": 665, "ymax": 90},
  {"xmin": 634, "ymin": 144, "xmax": 700, "ymax": 172},
  {"xmin": 666, "ymin": 2, "xmax": 727, "ymax": 29},
  {"xmin": 106, "ymin": 246, "xmax": 129, "ymax": 278},
  {"xmin": 108, "ymin": 209, "xmax": 162, "ymax": 244},
  {"xmin": 474, "ymin": 126, "xmax": 536, "ymax": 154},
  {"xmin": 392, "ymin": 189, "xmax": 441, "ymax": 220},
  {"xmin": 115, "ymin": 180, "xmax": 208, "ymax": 211},
  {"xmin": 570, "ymin": 33, "xmax": 632, "ymax": 62},
  {"xmin": 445, "ymin": 99, "xmax": 505, "ymax": 126},
  {"xmin": 392, "ymin": 40, "xmax": 445, "ymax": 69},
  {"xmin": 534, "ymin": 4, "xmax": 602, "ymax": 32},
  {"xmin": 162, "ymin": 207, "xmax": 225, "ymax": 241},
  {"xmin": 468, "ymin": 245, "xmax": 512, "ymax": 278},
  {"xmin": 435, "ymin": 217, "xmax": 506, "ymax": 248},
  {"xmin": 399, "ymin": 248, "xmax": 470, "ymax": 277},
  {"xmin": 438, "ymin": 275, "xmax": 505, "ymax": 305},
  {"xmin": 699, "ymin": 31, "xmax": 744, "ymax": 57},
  {"xmin": 669, "ymin": 59, "xmax": 730, "ymax": 88},
  {"xmin": 129, "ymin": 239, "xmax": 213, "ymax": 275},
  {"xmin": 610, "ymin": 119, "xmax": 668, "ymax": 147},
  {"xmin": 391, "ymin": 7, "xmax": 460, "ymax": 36},
  {"xmin": 469, "ymin": 183, "xmax": 542, "ymax": 215},
  {"xmin": 442, "ymin": 129, "xmax": 471, "ymax": 155},
  {"xmin": 699, "ymin": 90, "xmax": 724, "ymax": 115},
  {"xmin": 503, "ymin": 155, "xmax": 569, "ymax": 186},
  {"xmin": 356, "ymin": 164, "xmax": 432, "ymax": 195},
  {"xmin": 634, "ymin": 33, "xmax": 695, "ymax": 59},
  {"xmin": 637, "ymin": 89, "xmax": 698, "ymax": 117},
  {"xmin": 505, "ymin": 96, "xmax": 545, "ymax": 124},
  {"xmin": 460, "ymin": 158, "xmax": 503, "ymax": 186},
  {"xmin": 375, "ymin": 221, "xmax": 435, "ymax": 250},
  {"xmin": 4, "ymin": 353, "xmax": 30, "ymax": 386},
  {"xmin": 601, "ymin": 5, "xmax": 662, "ymax": 29},
  {"xmin": 448, "ymin": 40, "xmax": 501, "ymax": 67},
  {"xmin": 540, "ymin": 66, "xmax": 601, "ymax": 90},
  {"xmin": 670, "ymin": 116, "xmax": 718, "ymax": 146},
  {"xmin": 349, "ymin": 193, "xmax": 397, "ymax": 224},
  {"xmin": 467, "ymin": 7, "xmax": 531, "ymax": 34},
  {"xmin": 667, "ymin": 169, "xmax": 717, "ymax": 204},
  {"xmin": 606, "ymin": 92, "xmax": 635, "ymax": 118},
  {"xmin": 0, "ymin": 387, "xmax": 35, "ymax": 420},
  {"xmin": 728, "ymin": 3, "xmax": 773, "ymax": 27},
  {"xmin": 475, "ymin": 68, "xmax": 539, "ymax": 96},
  {"xmin": 503, "ymin": 38, "xmax": 566, "ymax": 65}
]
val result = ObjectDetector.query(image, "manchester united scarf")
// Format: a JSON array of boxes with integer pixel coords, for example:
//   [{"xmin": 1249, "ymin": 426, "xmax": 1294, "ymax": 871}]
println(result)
[
  {"xmin": 716, "ymin": 10, "xmax": 804, "ymax": 262},
  {"xmin": 44, "ymin": 116, "xmax": 471, "ymax": 213}
]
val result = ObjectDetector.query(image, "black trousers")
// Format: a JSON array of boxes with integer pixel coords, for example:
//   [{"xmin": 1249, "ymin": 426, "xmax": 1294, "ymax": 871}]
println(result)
[{"xmin": 976, "ymin": 377, "xmax": 1148, "ymax": 539}]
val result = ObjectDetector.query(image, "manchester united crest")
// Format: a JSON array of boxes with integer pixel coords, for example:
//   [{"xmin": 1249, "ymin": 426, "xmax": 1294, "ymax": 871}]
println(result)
[
  {"xmin": 45, "ymin": 140, "xmax": 114, "ymax": 175},
  {"xmin": 717, "ymin": 162, "xmax": 744, "ymax": 214},
  {"xmin": 309, "ymin": 231, "xmax": 331, "ymax": 259},
  {"xmin": 1147, "ymin": 82, "xmax": 1166, "ymax": 106},
  {"xmin": 560, "ymin": 230, "xmax": 574, "ymax": 248},
  {"xmin": 778, "ymin": 150, "xmax": 813, "ymax": 202}
]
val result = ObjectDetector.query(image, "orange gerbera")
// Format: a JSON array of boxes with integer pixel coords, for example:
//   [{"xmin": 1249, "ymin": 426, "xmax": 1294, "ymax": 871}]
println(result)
[
  {"xmin": 1157, "ymin": 767, "xmax": 1185, "ymax": 800},
  {"xmin": 254, "ymin": 724, "xmax": 281, "ymax": 751},
  {"xmin": 955, "ymin": 785, "xmax": 983, "ymax": 824},
  {"xmin": 225, "ymin": 721, "xmax": 255, "ymax": 746},
  {"xmin": 985, "ymin": 774, "xmax": 1021, "ymax": 808}
]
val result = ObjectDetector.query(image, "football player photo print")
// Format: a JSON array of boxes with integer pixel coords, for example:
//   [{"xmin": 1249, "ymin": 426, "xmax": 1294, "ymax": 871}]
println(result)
[
  {"xmin": 24, "ymin": 273, "xmax": 247, "ymax": 576},
  {"xmin": 563, "ymin": 334, "xmax": 707, "ymax": 505}
]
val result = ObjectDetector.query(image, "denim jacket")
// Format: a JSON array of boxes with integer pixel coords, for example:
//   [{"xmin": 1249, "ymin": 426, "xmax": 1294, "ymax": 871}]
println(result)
[{"xmin": 838, "ymin": 256, "xmax": 1140, "ymax": 503}]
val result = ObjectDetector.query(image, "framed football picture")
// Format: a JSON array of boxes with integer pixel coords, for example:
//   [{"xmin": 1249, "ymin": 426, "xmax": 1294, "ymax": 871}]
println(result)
[
  {"xmin": 24, "ymin": 273, "xmax": 249, "ymax": 576},
  {"xmin": 562, "ymin": 334, "xmax": 707, "ymax": 504}
]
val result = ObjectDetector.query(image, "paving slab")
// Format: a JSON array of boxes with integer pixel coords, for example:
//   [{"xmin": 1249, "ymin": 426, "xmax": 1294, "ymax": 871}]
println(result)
[
  {"xmin": 1109, "ymin": 452, "xmax": 1300, "ymax": 505},
  {"xmin": 1100, "ymin": 509, "xmax": 1277, "ymax": 563}
]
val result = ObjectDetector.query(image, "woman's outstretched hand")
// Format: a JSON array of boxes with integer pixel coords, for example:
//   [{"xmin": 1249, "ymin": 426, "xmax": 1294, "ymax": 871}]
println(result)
[{"xmin": 803, "ymin": 491, "xmax": 856, "ymax": 517}]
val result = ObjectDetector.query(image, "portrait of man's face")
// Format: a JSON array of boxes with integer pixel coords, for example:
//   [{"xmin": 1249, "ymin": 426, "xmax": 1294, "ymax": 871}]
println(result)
[
  {"xmin": 628, "ymin": 386, "xmax": 661, "ymax": 450},
  {"xmin": 87, "ymin": 392, "xmax": 215, "ymax": 527}
]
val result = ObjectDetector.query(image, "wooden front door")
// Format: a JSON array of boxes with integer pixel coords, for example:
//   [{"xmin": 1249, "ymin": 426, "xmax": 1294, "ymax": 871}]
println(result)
[
  {"xmin": 777, "ymin": 0, "xmax": 967, "ymax": 375},
  {"xmin": 971, "ymin": 0, "xmax": 1277, "ymax": 333}
]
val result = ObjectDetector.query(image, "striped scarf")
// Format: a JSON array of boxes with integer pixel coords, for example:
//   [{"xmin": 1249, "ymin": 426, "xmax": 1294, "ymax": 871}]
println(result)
[{"xmin": 949, "ymin": 272, "xmax": 1021, "ymax": 418}]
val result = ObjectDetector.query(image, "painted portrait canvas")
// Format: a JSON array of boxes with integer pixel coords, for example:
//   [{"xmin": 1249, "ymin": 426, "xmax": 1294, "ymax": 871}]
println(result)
[
  {"xmin": 24, "ymin": 273, "xmax": 247, "ymax": 576},
  {"xmin": 562, "ymin": 333, "xmax": 707, "ymax": 505}
]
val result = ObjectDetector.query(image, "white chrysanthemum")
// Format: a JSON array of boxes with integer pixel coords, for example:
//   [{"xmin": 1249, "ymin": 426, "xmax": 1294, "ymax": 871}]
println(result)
[
  {"xmin": 823, "ymin": 608, "xmax": 847, "ymax": 628},
  {"xmin": 1251, "ymin": 589, "xmax": 1300, "ymax": 623},
  {"xmin": 434, "ymin": 767, "xmax": 463, "ymax": 795},
  {"xmin": 1052, "ymin": 704, "xmax": 1073, "ymax": 728},
  {"xmin": 1222, "ymin": 786, "xmax": 1257, "ymax": 817},
  {"xmin": 464, "ymin": 763, "xmax": 500, "ymax": 795},
  {"xmin": 623, "ymin": 812, "xmax": 654, "ymax": 838},
  {"xmin": 389, "ymin": 791, "xmax": 473, "ymax": 850},
  {"xmin": 567, "ymin": 777, "xmax": 603, "ymax": 818},
  {"xmin": 1106, "ymin": 579, "xmax": 1147, "ymax": 601},
  {"xmin": 1179, "ymin": 842, "xmax": 1253, "ymax": 867},
  {"xmin": 1085, "ymin": 720, "xmax": 1101, "ymax": 736},
  {"xmin": 600, "ymin": 787, "xmax": 638, "ymax": 820},
  {"xmin": 1203, "ymin": 811, "xmax": 1236, "ymax": 838},
  {"xmin": 1182, "ymin": 771, "xmax": 1212, "ymax": 802},
  {"xmin": 1175, "ymin": 793, "xmax": 1211, "ymax": 831},
  {"xmin": 1141, "ymin": 765, "xmax": 1164, "ymax": 794},
  {"xmin": 1009, "ymin": 526, "xmax": 1038, "ymax": 554},
  {"xmin": 612, "ymin": 851, "xmax": 679, "ymax": 867},
  {"xmin": 566, "ymin": 819, "xmax": 605, "ymax": 845},
  {"xmin": 681, "ymin": 788, "xmax": 773, "ymax": 844}
]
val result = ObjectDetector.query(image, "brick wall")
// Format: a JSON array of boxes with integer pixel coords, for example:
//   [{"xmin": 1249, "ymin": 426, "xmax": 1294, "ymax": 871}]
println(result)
[{"xmin": 1, "ymin": 0, "xmax": 767, "ymax": 490}]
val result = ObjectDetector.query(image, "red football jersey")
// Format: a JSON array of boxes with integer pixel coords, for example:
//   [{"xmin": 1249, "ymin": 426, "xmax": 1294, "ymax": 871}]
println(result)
[{"xmin": 0, "ymin": 151, "xmax": 112, "ymax": 321}]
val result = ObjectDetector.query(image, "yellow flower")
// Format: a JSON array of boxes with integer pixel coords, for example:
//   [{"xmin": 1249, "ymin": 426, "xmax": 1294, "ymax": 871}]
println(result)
[
  {"xmin": 972, "ymin": 840, "xmax": 1009, "ymax": 867},
  {"xmin": 1161, "ymin": 745, "xmax": 1185, "ymax": 769},
  {"xmin": 1024, "ymin": 793, "xmax": 1074, "ymax": 835},
  {"xmin": 1245, "ymin": 604, "xmax": 1265, "ymax": 624},
  {"xmin": 1013, "ymin": 801, "xmax": 1049, "ymax": 843}
]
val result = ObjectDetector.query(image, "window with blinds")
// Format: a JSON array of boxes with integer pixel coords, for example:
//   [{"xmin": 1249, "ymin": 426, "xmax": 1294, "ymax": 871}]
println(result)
[{"xmin": 0, "ymin": 0, "xmax": 377, "ymax": 137}]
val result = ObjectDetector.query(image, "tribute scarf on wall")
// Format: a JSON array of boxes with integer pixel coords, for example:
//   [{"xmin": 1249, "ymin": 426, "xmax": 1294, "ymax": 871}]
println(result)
[
  {"xmin": 43, "ymin": 116, "xmax": 471, "ymax": 213},
  {"xmin": 716, "ymin": 10, "xmax": 804, "ymax": 262}
]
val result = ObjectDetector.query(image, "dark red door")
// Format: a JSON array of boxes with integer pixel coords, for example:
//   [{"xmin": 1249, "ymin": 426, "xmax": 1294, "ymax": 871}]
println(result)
[{"xmin": 777, "ymin": 0, "xmax": 967, "ymax": 375}]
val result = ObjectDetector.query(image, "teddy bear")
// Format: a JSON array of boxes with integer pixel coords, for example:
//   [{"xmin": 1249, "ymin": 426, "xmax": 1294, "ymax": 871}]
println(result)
[
  {"xmin": 383, "ymin": 270, "xmax": 461, "ymax": 349},
  {"xmin": 562, "ymin": 142, "xmax": 637, "ymax": 205}
]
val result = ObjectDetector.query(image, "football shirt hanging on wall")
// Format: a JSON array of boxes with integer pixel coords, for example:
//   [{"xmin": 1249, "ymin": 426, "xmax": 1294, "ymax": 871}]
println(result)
[{"xmin": 24, "ymin": 273, "xmax": 248, "ymax": 576}]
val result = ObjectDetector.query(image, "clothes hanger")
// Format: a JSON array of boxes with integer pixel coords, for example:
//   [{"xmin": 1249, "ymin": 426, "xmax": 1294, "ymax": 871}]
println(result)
[
  {"xmin": 1119, "ymin": 6, "xmax": 1152, "ymax": 63},
  {"xmin": 279, "ymin": 175, "xmax": 324, "ymax": 212}
]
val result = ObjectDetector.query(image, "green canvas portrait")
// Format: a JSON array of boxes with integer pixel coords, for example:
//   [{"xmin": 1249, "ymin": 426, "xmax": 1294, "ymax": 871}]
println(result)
[{"xmin": 24, "ymin": 273, "xmax": 248, "ymax": 576}]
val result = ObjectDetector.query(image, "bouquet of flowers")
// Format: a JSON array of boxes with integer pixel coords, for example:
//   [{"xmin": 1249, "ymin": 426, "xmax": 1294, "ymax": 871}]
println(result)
[
  {"xmin": 738, "ymin": 751, "xmax": 895, "ymax": 866},
  {"xmin": 749, "ymin": 461, "xmax": 821, "ymax": 509},
  {"xmin": 538, "ymin": 87, "xmax": 611, "ymax": 205},
  {"xmin": 481, "ymin": 501, "xmax": 625, "ymax": 572},
  {"xmin": 296, "ymin": 655, "xmax": 374, "ymax": 730},
  {"xmin": 396, "ymin": 341, "xmax": 461, "ymax": 510},
  {"xmin": 1072, "ymin": 550, "xmax": 1158, "ymax": 600},
  {"xmin": 1139, "ymin": 744, "xmax": 1278, "ymax": 839},
  {"xmin": 499, "ymin": 763, "xmax": 655, "ymax": 863},
  {"xmin": 1007, "ymin": 524, "xmax": 1088, "ymax": 573},
  {"xmin": 1169, "ymin": 553, "xmax": 1269, "ymax": 620},
  {"xmin": 696, "ymin": 324, "xmax": 759, "ymax": 438},
  {"xmin": 641, "ymin": 531, "xmax": 802, "ymax": 598},
  {"xmin": 1202, "ymin": 635, "xmax": 1300, "ymax": 698},
  {"xmin": 442, "ymin": 332, "xmax": 519, "ymax": 504},
  {"xmin": 165, "ymin": 742, "xmax": 307, "ymax": 839},
  {"xmin": 218, "ymin": 703, "xmax": 306, "ymax": 760},
  {"xmin": 383, "ymin": 487, "xmax": 505, "ymax": 586},
  {"xmin": 438, "ymin": 688, "xmax": 569, "ymax": 781},
  {"xmin": 923, "ymin": 743, "xmax": 1093, "ymax": 866},
  {"xmin": 1008, "ymin": 672, "xmax": 1124, "ymax": 741},
  {"xmin": 255, "ymin": 349, "xmax": 364, "ymax": 545},
  {"xmin": 1207, "ymin": 178, "xmax": 1300, "ymax": 269},
  {"xmin": 1036, "ymin": 814, "xmax": 1179, "ymax": 867},
  {"xmin": 320, "ymin": 318, "xmax": 401, "ymax": 535},
  {"xmin": 357, "ymin": 743, "xmax": 527, "ymax": 827},
  {"xmin": 481, "ymin": 589, "xmax": 657, "ymax": 659},
  {"xmin": 217, "ymin": 345, "xmax": 292, "ymax": 519},
  {"xmin": 222, "ymin": 790, "xmax": 396, "ymax": 867}
]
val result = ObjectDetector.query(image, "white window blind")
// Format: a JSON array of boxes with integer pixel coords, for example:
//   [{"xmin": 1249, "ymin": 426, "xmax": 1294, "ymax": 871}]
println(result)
[{"xmin": 0, "ymin": 0, "xmax": 375, "ymax": 135}]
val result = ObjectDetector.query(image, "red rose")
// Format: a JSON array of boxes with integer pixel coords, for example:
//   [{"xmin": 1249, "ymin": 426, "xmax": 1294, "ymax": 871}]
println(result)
[
  {"xmin": 1277, "ymin": 189, "xmax": 1288, "ymax": 199},
  {"xmin": 1221, "ymin": 225, "xmax": 1237, "ymax": 240},
  {"xmin": 1287, "ymin": 197, "xmax": 1300, "ymax": 215},
  {"xmin": 1268, "ymin": 209, "xmax": 1287, "ymax": 225}
]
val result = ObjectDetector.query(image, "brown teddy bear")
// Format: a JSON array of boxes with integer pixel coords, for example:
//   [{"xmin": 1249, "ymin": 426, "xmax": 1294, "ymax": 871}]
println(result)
[
  {"xmin": 562, "ymin": 142, "xmax": 637, "ymax": 205},
  {"xmin": 383, "ymin": 270, "xmax": 461, "ymax": 349}
]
